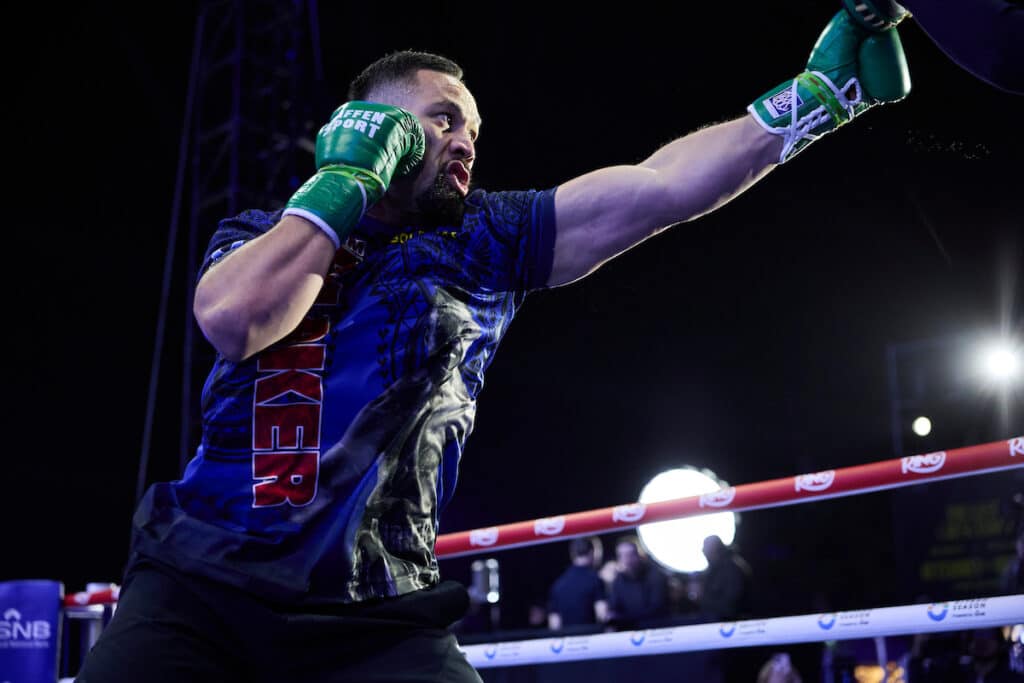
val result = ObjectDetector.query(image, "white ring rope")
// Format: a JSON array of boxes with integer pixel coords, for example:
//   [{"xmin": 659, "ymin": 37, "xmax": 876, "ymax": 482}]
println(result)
[{"xmin": 458, "ymin": 595, "xmax": 1024, "ymax": 669}]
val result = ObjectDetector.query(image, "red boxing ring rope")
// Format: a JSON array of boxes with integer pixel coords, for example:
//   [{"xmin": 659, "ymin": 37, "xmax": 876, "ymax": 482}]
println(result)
[
  {"xmin": 62, "ymin": 437, "xmax": 1023, "ymax": 606},
  {"xmin": 64, "ymin": 586, "xmax": 119, "ymax": 607},
  {"xmin": 435, "ymin": 436, "xmax": 1024, "ymax": 559}
]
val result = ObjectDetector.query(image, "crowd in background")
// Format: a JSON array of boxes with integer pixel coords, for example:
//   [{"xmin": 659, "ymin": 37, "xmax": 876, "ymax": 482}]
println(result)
[
  {"xmin": 453, "ymin": 529, "xmax": 1024, "ymax": 681},
  {"xmin": 474, "ymin": 533, "xmax": 757, "ymax": 635}
]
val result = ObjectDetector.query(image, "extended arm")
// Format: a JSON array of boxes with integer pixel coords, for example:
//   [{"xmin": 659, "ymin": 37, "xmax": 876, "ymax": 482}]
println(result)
[
  {"xmin": 549, "ymin": 116, "xmax": 779, "ymax": 286},
  {"xmin": 547, "ymin": 9, "xmax": 911, "ymax": 287}
]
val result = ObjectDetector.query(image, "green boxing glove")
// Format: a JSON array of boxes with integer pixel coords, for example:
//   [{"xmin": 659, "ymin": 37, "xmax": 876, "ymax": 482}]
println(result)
[
  {"xmin": 748, "ymin": 10, "xmax": 911, "ymax": 163},
  {"xmin": 841, "ymin": 0, "xmax": 907, "ymax": 32},
  {"xmin": 284, "ymin": 101, "xmax": 425, "ymax": 251}
]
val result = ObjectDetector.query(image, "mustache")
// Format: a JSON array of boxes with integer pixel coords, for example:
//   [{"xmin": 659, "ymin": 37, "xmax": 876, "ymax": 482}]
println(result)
[
  {"xmin": 414, "ymin": 171, "xmax": 467, "ymax": 228},
  {"xmin": 431, "ymin": 169, "xmax": 467, "ymax": 195}
]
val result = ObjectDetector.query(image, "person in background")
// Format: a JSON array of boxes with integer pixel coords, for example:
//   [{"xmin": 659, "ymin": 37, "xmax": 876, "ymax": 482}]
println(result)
[
  {"xmin": 607, "ymin": 536, "xmax": 670, "ymax": 630},
  {"xmin": 757, "ymin": 652, "xmax": 803, "ymax": 683},
  {"xmin": 547, "ymin": 536, "xmax": 608, "ymax": 631},
  {"xmin": 907, "ymin": 628, "xmax": 966, "ymax": 682},
  {"xmin": 956, "ymin": 628, "xmax": 1021, "ymax": 683},
  {"xmin": 698, "ymin": 534, "xmax": 753, "ymax": 622}
]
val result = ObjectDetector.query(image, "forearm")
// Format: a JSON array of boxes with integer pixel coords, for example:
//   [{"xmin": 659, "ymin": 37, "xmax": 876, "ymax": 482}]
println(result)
[
  {"xmin": 193, "ymin": 215, "xmax": 337, "ymax": 361},
  {"xmin": 550, "ymin": 10, "xmax": 908, "ymax": 287},
  {"xmin": 639, "ymin": 115, "xmax": 782, "ymax": 225}
]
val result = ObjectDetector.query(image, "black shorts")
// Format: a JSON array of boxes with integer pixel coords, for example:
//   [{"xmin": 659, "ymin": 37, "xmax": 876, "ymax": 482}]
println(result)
[{"xmin": 75, "ymin": 560, "xmax": 483, "ymax": 683}]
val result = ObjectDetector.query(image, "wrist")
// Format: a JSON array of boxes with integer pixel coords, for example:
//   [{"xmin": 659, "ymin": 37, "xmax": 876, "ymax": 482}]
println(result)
[
  {"xmin": 747, "ymin": 70, "xmax": 861, "ymax": 163},
  {"xmin": 743, "ymin": 113, "xmax": 785, "ymax": 167},
  {"xmin": 283, "ymin": 165, "xmax": 384, "ymax": 249},
  {"xmin": 281, "ymin": 208, "xmax": 343, "ymax": 249}
]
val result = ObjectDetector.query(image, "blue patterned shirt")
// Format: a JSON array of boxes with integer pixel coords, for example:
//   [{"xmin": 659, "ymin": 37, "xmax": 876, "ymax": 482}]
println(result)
[{"xmin": 131, "ymin": 188, "xmax": 556, "ymax": 604}]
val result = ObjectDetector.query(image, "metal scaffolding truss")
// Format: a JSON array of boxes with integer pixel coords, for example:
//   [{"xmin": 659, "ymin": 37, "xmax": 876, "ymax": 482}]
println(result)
[{"xmin": 138, "ymin": 0, "xmax": 324, "ymax": 499}]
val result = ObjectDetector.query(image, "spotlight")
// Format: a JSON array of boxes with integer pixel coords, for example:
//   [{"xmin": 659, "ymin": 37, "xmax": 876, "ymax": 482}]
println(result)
[
  {"xmin": 980, "ymin": 341, "xmax": 1021, "ymax": 384},
  {"xmin": 637, "ymin": 467, "xmax": 736, "ymax": 573},
  {"xmin": 912, "ymin": 416, "xmax": 932, "ymax": 436}
]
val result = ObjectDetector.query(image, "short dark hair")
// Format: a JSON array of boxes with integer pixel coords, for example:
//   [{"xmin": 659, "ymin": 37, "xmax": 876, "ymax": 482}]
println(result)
[
  {"xmin": 347, "ymin": 50, "xmax": 464, "ymax": 101},
  {"xmin": 569, "ymin": 536, "xmax": 601, "ymax": 561}
]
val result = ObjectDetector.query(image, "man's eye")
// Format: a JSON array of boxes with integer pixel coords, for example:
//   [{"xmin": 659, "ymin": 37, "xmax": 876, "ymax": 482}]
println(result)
[{"xmin": 437, "ymin": 113, "xmax": 453, "ymax": 127}]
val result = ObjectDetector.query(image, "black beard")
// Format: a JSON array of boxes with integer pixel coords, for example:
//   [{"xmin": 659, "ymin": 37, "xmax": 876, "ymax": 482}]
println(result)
[{"xmin": 413, "ymin": 172, "xmax": 466, "ymax": 229}]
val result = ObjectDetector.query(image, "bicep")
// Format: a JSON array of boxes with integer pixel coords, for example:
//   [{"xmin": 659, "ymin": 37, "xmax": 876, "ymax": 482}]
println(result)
[
  {"xmin": 548, "ymin": 165, "xmax": 674, "ymax": 287},
  {"xmin": 546, "ymin": 117, "xmax": 778, "ymax": 288}
]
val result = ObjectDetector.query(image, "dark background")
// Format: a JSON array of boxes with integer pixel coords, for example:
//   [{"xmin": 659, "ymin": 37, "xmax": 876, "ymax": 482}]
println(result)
[{"xmin": 10, "ymin": 0, "xmax": 1023, "ymax": 636}]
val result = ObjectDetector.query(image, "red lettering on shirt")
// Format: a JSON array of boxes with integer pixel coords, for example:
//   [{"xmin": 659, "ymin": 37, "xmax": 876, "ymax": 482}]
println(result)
[
  {"xmin": 251, "ymin": 318, "xmax": 329, "ymax": 508},
  {"xmin": 253, "ymin": 403, "xmax": 321, "ymax": 450},
  {"xmin": 253, "ymin": 451, "xmax": 319, "ymax": 507}
]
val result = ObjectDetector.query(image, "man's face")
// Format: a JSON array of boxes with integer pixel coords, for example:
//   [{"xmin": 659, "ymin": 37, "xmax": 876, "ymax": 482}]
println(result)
[
  {"xmin": 378, "ymin": 69, "xmax": 481, "ymax": 225},
  {"xmin": 616, "ymin": 542, "xmax": 642, "ymax": 575}
]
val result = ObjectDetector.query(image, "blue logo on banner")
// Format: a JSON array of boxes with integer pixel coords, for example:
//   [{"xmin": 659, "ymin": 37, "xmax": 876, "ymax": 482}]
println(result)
[
  {"xmin": 484, "ymin": 645, "xmax": 497, "ymax": 659},
  {"xmin": 0, "ymin": 580, "xmax": 63, "ymax": 683},
  {"xmin": 818, "ymin": 614, "xmax": 836, "ymax": 630},
  {"xmin": 550, "ymin": 638, "xmax": 565, "ymax": 654},
  {"xmin": 631, "ymin": 631, "xmax": 647, "ymax": 646},
  {"xmin": 927, "ymin": 603, "xmax": 949, "ymax": 622},
  {"xmin": 719, "ymin": 623, "xmax": 737, "ymax": 638}
]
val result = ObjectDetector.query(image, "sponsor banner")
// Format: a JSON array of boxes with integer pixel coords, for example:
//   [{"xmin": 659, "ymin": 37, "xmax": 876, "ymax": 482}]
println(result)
[
  {"xmin": 533, "ymin": 516, "xmax": 566, "ymax": 536},
  {"xmin": 921, "ymin": 599, "xmax": 992, "ymax": 624},
  {"xmin": 0, "ymin": 580, "xmax": 63, "ymax": 683},
  {"xmin": 794, "ymin": 470, "xmax": 836, "ymax": 493},
  {"xmin": 814, "ymin": 610, "xmax": 873, "ymax": 633},
  {"xmin": 469, "ymin": 527, "xmax": 499, "ymax": 547},
  {"xmin": 890, "ymin": 462, "xmax": 1024, "ymax": 599},
  {"xmin": 699, "ymin": 488, "xmax": 736, "ymax": 508},
  {"xmin": 901, "ymin": 452, "xmax": 947, "ymax": 475},
  {"xmin": 717, "ymin": 619, "xmax": 771, "ymax": 642},
  {"xmin": 461, "ymin": 595, "xmax": 1024, "ymax": 668},
  {"xmin": 627, "ymin": 628, "xmax": 682, "ymax": 650},
  {"xmin": 612, "ymin": 504, "xmax": 647, "ymax": 523},
  {"xmin": 476, "ymin": 641, "xmax": 524, "ymax": 663}
]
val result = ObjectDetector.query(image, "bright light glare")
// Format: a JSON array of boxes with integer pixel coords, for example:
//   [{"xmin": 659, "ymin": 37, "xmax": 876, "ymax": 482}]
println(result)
[
  {"xmin": 981, "ymin": 343, "xmax": 1020, "ymax": 382},
  {"xmin": 912, "ymin": 416, "xmax": 932, "ymax": 436},
  {"xmin": 637, "ymin": 468, "xmax": 736, "ymax": 573}
]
